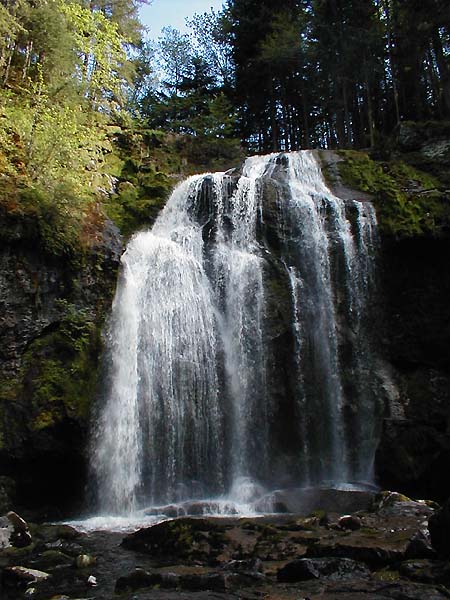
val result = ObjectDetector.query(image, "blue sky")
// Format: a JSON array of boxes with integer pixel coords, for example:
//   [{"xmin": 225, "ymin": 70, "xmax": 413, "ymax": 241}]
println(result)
[{"xmin": 140, "ymin": 0, "xmax": 226, "ymax": 38}]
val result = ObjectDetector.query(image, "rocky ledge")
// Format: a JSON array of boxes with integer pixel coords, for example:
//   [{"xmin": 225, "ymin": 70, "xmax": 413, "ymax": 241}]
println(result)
[{"xmin": 2, "ymin": 491, "xmax": 450, "ymax": 599}]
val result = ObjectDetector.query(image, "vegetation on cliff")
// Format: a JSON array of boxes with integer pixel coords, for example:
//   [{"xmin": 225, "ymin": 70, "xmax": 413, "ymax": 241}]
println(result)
[{"xmin": 334, "ymin": 149, "xmax": 449, "ymax": 238}]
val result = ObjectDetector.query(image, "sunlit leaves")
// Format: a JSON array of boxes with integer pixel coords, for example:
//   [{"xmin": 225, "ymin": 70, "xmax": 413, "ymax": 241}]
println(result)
[{"xmin": 59, "ymin": 0, "xmax": 128, "ymax": 108}]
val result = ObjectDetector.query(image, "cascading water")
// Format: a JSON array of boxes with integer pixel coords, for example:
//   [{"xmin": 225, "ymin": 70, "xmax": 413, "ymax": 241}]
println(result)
[{"xmin": 91, "ymin": 150, "xmax": 382, "ymax": 516}]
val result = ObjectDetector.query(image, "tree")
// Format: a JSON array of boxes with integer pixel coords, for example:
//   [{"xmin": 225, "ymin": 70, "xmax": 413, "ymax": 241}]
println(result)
[
  {"xmin": 157, "ymin": 26, "xmax": 192, "ymax": 95},
  {"xmin": 60, "ymin": 1, "xmax": 128, "ymax": 109},
  {"xmin": 187, "ymin": 9, "xmax": 234, "ymax": 88}
]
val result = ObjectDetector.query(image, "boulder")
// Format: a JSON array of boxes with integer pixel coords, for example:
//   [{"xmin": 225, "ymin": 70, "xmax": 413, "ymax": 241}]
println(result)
[
  {"xmin": 2, "ymin": 566, "xmax": 50, "ymax": 588},
  {"xmin": 305, "ymin": 496, "xmax": 433, "ymax": 568},
  {"xmin": 277, "ymin": 558, "xmax": 320, "ymax": 582},
  {"xmin": 277, "ymin": 557, "xmax": 369, "ymax": 583},
  {"xmin": 253, "ymin": 486, "xmax": 375, "ymax": 515},
  {"xmin": 399, "ymin": 559, "xmax": 450, "ymax": 585},
  {"xmin": 121, "ymin": 517, "xmax": 222, "ymax": 562},
  {"xmin": 221, "ymin": 558, "xmax": 263, "ymax": 575},
  {"xmin": 337, "ymin": 515, "xmax": 362, "ymax": 530},
  {"xmin": 115, "ymin": 569, "xmax": 164, "ymax": 593},
  {"xmin": 144, "ymin": 504, "xmax": 187, "ymax": 518},
  {"xmin": 29, "ymin": 550, "xmax": 73, "ymax": 571},
  {"xmin": 0, "ymin": 511, "xmax": 32, "ymax": 549},
  {"xmin": 405, "ymin": 529, "xmax": 436, "ymax": 560},
  {"xmin": 115, "ymin": 568, "xmax": 254, "ymax": 594}
]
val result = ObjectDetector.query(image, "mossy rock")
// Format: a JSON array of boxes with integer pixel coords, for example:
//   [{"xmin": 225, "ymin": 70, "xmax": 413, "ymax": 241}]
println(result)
[
  {"xmin": 18, "ymin": 302, "xmax": 103, "ymax": 433},
  {"xmin": 335, "ymin": 150, "xmax": 450, "ymax": 238},
  {"xmin": 122, "ymin": 518, "xmax": 225, "ymax": 562},
  {"xmin": 373, "ymin": 568, "xmax": 400, "ymax": 582}
]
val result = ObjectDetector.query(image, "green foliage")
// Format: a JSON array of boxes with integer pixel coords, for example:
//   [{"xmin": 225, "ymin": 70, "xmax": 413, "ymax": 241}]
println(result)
[
  {"xmin": 157, "ymin": 26, "xmax": 192, "ymax": 94},
  {"xmin": 21, "ymin": 186, "xmax": 84, "ymax": 259},
  {"xmin": 0, "ymin": 0, "xmax": 148, "ymax": 250},
  {"xmin": 0, "ymin": 82, "xmax": 113, "ymax": 196},
  {"xmin": 337, "ymin": 151, "xmax": 450, "ymax": 238},
  {"xmin": 60, "ymin": 0, "xmax": 128, "ymax": 108},
  {"xmin": 225, "ymin": 0, "xmax": 450, "ymax": 151},
  {"xmin": 186, "ymin": 9, "xmax": 233, "ymax": 87}
]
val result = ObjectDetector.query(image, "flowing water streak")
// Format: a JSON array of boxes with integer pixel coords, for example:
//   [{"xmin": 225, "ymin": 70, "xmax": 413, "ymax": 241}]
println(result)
[
  {"xmin": 344, "ymin": 200, "xmax": 380, "ymax": 481},
  {"xmin": 283, "ymin": 151, "xmax": 380, "ymax": 484},
  {"xmin": 281, "ymin": 152, "xmax": 348, "ymax": 482},
  {"xmin": 93, "ymin": 177, "xmax": 223, "ymax": 513},
  {"xmin": 213, "ymin": 154, "xmax": 277, "ymax": 499}
]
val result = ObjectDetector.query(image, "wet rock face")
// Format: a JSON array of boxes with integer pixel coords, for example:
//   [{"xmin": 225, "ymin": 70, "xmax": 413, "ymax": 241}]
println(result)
[
  {"xmin": 376, "ymin": 237, "xmax": 450, "ymax": 501},
  {"xmin": 428, "ymin": 498, "xmax": 450, "ymax": 558},
  {"xmin": 0, "ymin": 215, "xmax": 122, "ymax": 512},
  {"xmin": 0, "ymin": 218, "xmax": 122, "ymax": 379},
  {"xmin": 317, "ymin": 146, "xmax": 450, "ymax": 501}
]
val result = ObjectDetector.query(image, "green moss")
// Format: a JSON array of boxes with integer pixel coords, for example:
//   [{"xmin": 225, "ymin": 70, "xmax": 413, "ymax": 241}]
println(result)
[
  {"xmin": 337, "ymin": 150, "xmax": 450, "ymax": 238},
  {"xmin": 104, "ymin": 127, "xmax": 243, "ymax": 237},
  {"xmin": 104, "ymin": 131, "xmax": 177, "ymax": 236},
  {"xmin": 168, "ymin": 522, "xmax": 195, "ymax": 549},
  {"xmin": 308, "ymin": 509, "xmax": 327, "ymax": 520},
  {"xmin": 22, "ymin": 301, "xmax": 102, "ymax": 432},
  {"xmin": 0, "ymin": 378, "xmax": 19, "ymax": 402},
  {"xmin": 373, "ymin": 568, "xmax": 400, "ymax": 582},
  {"xmin": 32, "ymin": 409, "xmax": 58, "ymax": 431}
]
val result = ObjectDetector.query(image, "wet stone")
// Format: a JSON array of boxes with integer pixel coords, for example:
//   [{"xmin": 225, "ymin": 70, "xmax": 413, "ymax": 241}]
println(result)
[
  {"xmin": 2, "ymin": 565, "xmax": 50, "ymax": 587},
  {"xmin": 338, "ymin": 515, "xmax": 362, "ymax": 530},
  {"xmin": 277, "ymin": 557, "xmax": 369, "ymax": 583}
]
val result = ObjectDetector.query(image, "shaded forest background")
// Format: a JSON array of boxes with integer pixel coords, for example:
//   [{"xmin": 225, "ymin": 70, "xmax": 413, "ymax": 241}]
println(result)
[{"xmin": 0, "ymin": 0, "xmax": 449, "ymax": 243}]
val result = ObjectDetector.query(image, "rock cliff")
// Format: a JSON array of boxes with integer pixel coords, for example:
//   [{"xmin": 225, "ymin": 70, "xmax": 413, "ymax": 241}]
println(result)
[{"xmin": 0, "ymin": 207, "xmax": 122, "ymax": 514}]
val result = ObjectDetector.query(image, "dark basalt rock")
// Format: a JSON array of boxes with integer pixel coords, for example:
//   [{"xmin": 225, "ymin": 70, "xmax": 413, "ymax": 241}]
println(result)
[
  {"xmin": 253, "ymin": 487, "xmax": 375, "ymax": 515},
  {"xmin": 115, "ymin": 569, "xmax": 165, "ymax": 593},
  {"xmin": 338, "ymin": 515, "xmax": 362, "ymax": 530},
  {"xmin": 115, "ymin": 568, "xmax": 258, "ymax": 594},
  {"xmin": 2, "ymin": 502, "xmax": 447, "ymax": 600},
  {"xmin": 428, "ymin": 498, "xmax": 450, "ymax": 558},
  {"xmin": 145, "ymin": 500, "xmax": 241, "ymax": 518},
  {"xmin": 222, "ymin": 558, "xmax": 263, "ymax": 574},
  {"xmin": 277, "ymin": 557, "xmax": 369, "ymax": 582},
  {"xmin": 277, "ymin": 557, "xmax": 321, "ymax": 581},
  {"xmin": 0, "ymin": 511, "xmax": 32, "ymax": 549},
  {"xmin": 375, "ymin": 236, "xmax": 450, "ymax": 502},
  {"xmin": 0, "ymin": 478, "xmax": 15, "ymax": 514},
  {"xmin": 0, "ymin": 213, "xmax": 122, "ymax": 512},
  {"xmin": 405, "ymin": 529, "xmax": 435, "ymax": 560},
  {"xmin": 121, "ymin": 517, "xmax": 224, "ymax": 562}
]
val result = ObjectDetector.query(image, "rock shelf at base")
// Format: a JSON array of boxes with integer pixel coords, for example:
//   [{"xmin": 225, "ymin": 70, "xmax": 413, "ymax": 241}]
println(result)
[{"xmin": 2, "ymin": 491, "xmax": 450, "ymax": 599}]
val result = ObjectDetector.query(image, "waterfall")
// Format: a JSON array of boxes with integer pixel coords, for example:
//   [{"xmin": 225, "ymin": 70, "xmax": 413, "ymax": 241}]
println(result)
[{"xmin": 91, "ymin": 151, "xmax": 382, "ymax": 515}]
